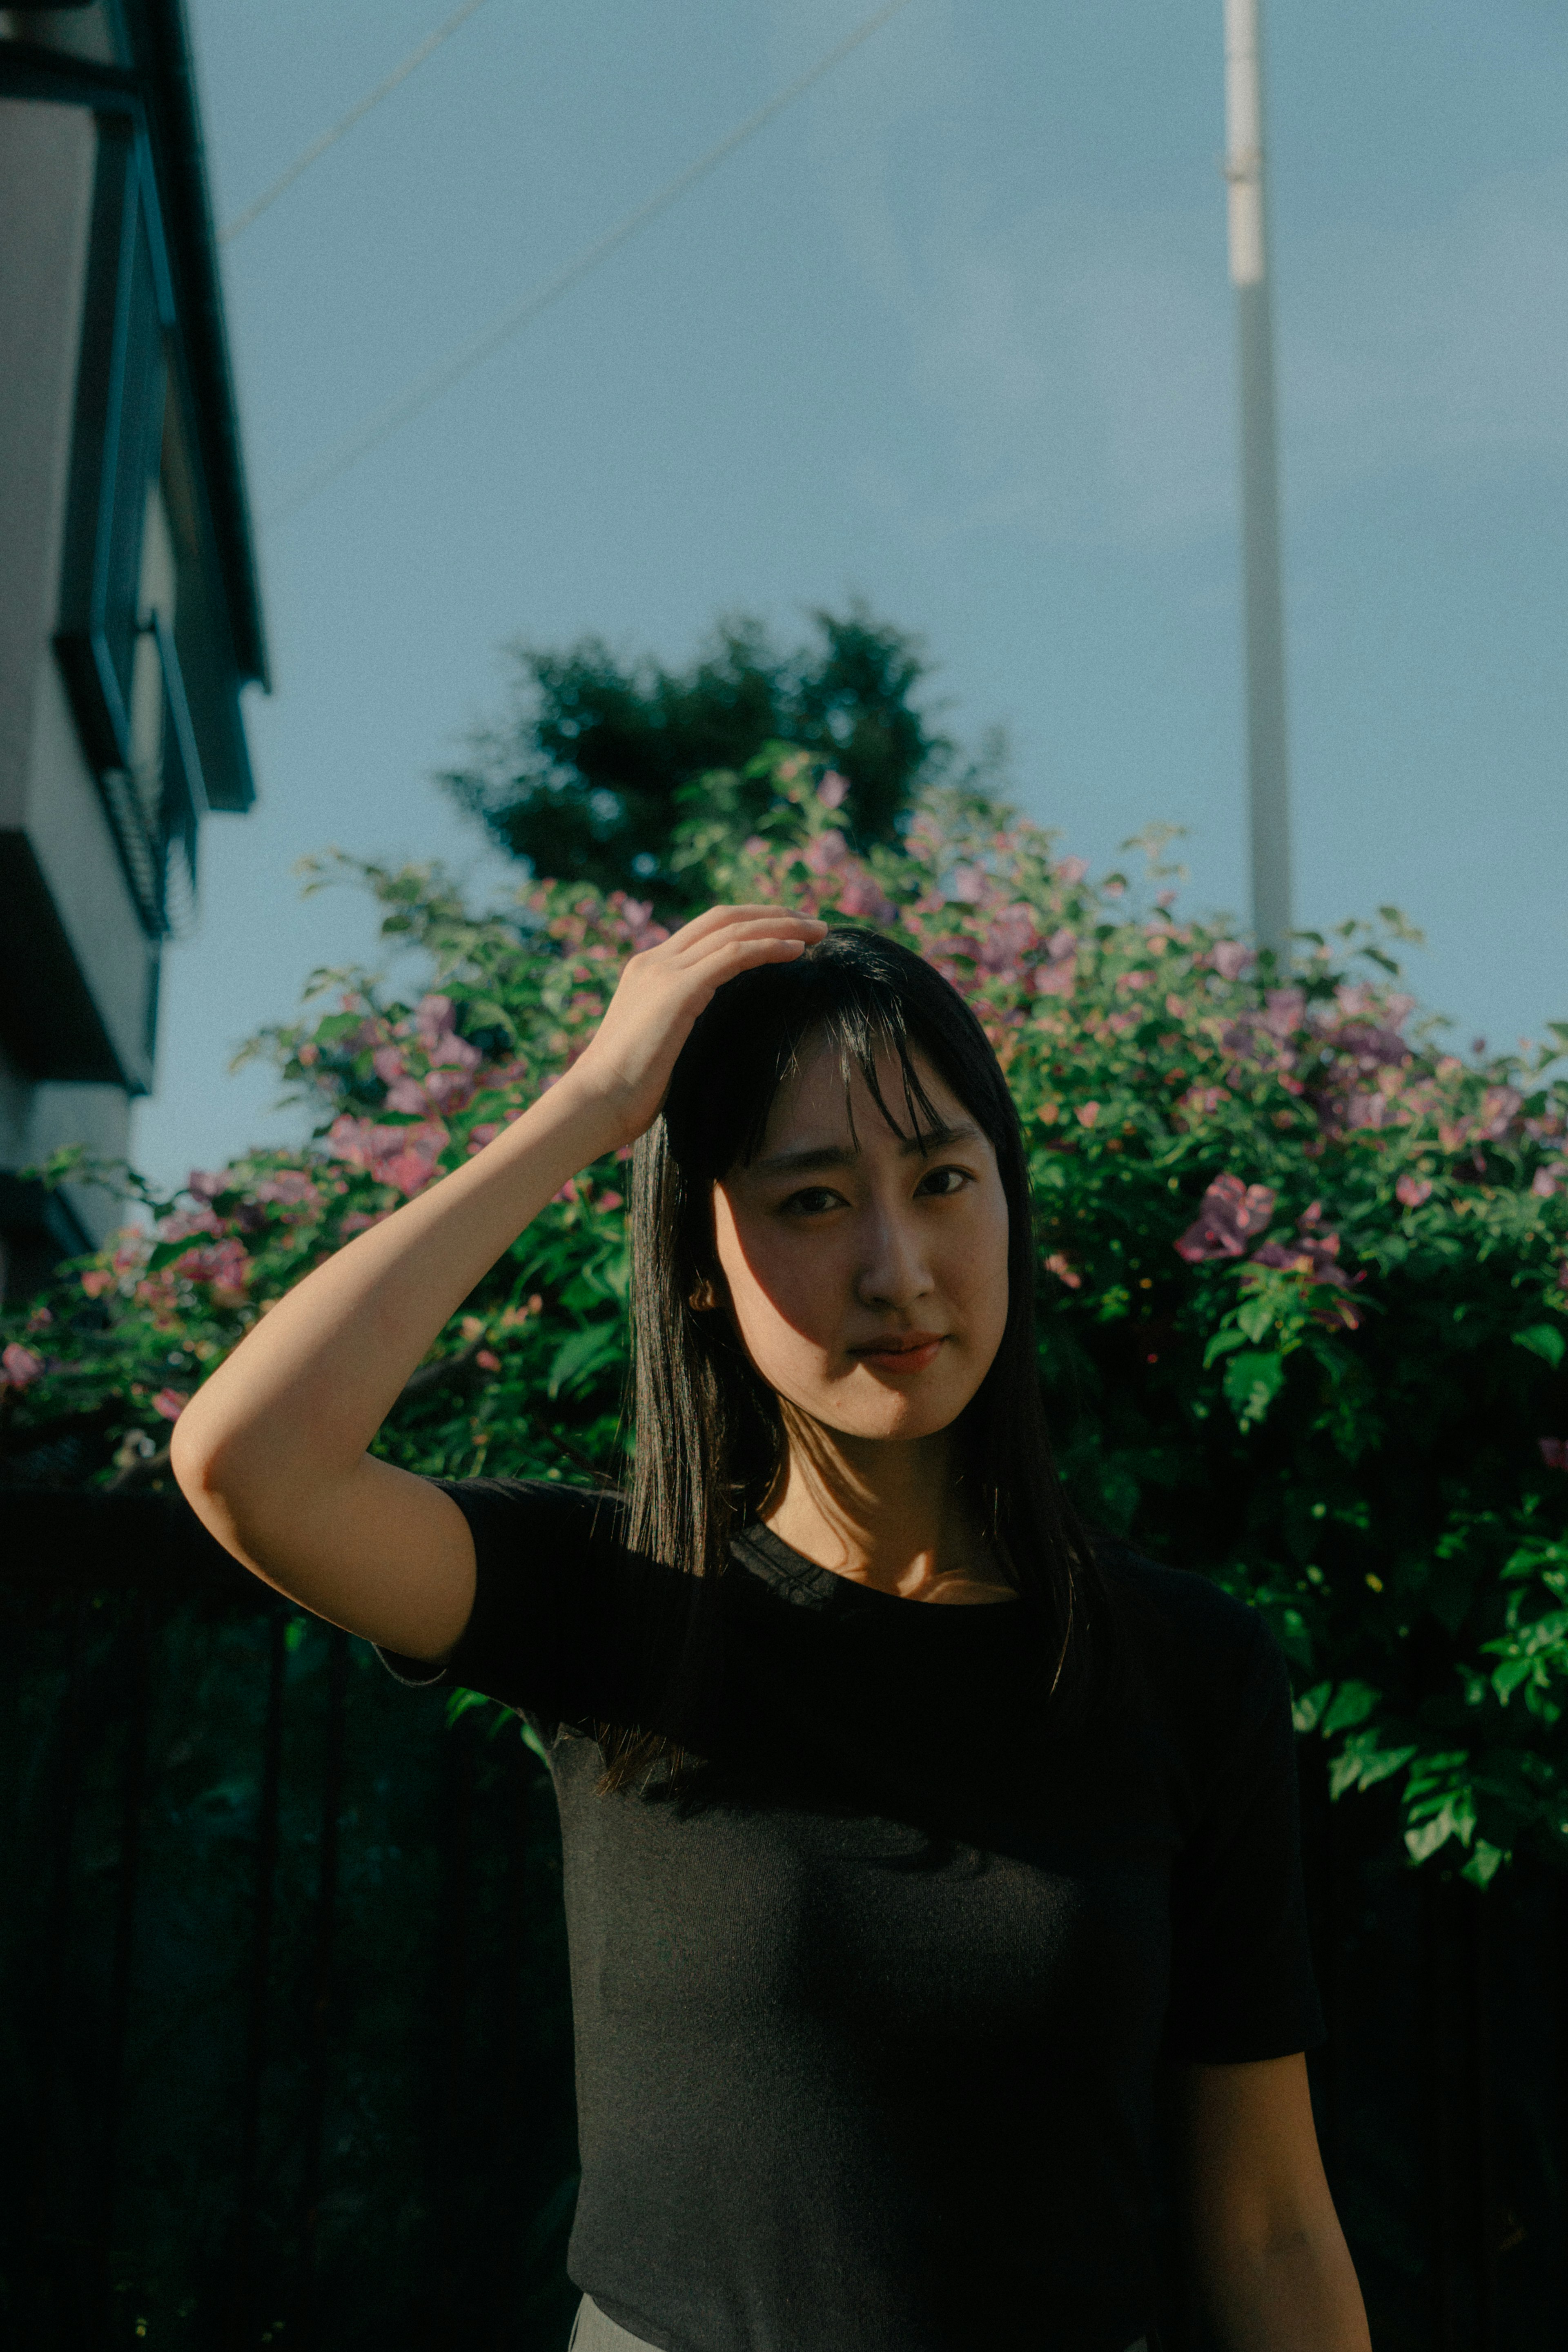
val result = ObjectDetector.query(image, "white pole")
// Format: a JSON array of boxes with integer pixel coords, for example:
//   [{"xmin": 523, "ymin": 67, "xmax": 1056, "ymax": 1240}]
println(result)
[{"xmin": 1224, "ymin": 0, "xmax": 1292, "ymax": 967}]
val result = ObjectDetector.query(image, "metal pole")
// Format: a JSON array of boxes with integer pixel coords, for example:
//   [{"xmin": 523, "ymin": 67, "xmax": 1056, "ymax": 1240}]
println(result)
[{"xmin": 1224, "ymin": 0, "xmax": 1293, "ymax": 965}]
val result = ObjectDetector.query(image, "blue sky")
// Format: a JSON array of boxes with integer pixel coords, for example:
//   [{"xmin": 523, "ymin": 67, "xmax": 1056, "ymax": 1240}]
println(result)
[{"xmin": 136, "ymin": 0, "xmax": 1568, "ymax": 1189}]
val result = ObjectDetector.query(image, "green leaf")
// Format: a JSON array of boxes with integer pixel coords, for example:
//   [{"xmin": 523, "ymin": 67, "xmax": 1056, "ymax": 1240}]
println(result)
[
  {"xmin": 1514, "ymin": 1323, "xmax": 1566, "ymax": 1369},
  {"xmin": 1292, "ymin": 1680, "xmax": 1332, "ymax": 1734},
  {"xmin": 547, "ymin": 1322, "xmax": 622, "ymax": 1399},
  {"xmin": 1405, "ymin": 1812, "xmax": 1457, "ymax": 1862},
  {"xmin": 1236, "ymin": 1293, "xmax": 1276, "ymax": 1344},
  {"xmin": 1222, "ymin": 1349, "xmax": 1285, "ymax": 1428},
  {"xmin": 1321, "ymin": 1679, "xmax": 1380, "ymax": 1736},
  {"xmin": 445, "ymin": 1688, "xmax": 493, "ymax": 1729},
  {"xmin": 1460, "ymin": 1839, "xmax": 1507, "ymax": 1887}
]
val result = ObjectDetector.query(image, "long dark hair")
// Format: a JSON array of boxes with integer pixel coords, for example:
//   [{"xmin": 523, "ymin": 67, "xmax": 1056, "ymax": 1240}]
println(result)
[{"xmin": 595, "ymin": 923, "xmax": 1108, "ymax": 1794}]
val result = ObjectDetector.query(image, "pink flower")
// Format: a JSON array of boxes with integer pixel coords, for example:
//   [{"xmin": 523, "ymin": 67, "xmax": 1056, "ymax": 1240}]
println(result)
[
  {"xmin": 1174, "ymin": 1174, "xmax": 1276, "ymax": 1263},
  {"xmin": 817, "ymin": 770, "xmax": 849, "ymax": 810},
  {"xmin": 1075, "ymin": 1101, "xmax": 1100, "ymax": 1128},
  {"xmin": 1261, "ymin": 988, "xmax": 1306, "ymax": 1038},
  {"xmin": 1477, "ymin": 1086, "xmax": 1524, "ymax": 1141},
  {"xmin": 1116, "ymin": 970, "xmax": 1150, "ymax": 994},
  {"xmin": 1033, "ymin": 960, "xmax": 1076, "ymax": 998},
  {"xmin": 414, "ymin": 994, "xmax": 458, "ymax": 1052},
  {"xmin": 2, "ymin": 1342, "xmax": 45, "ymax": 1389},
  {"xmin": 476, "ymin": 1349, "xmax": 502, "ymax": 1373},
  {"xmin": 421, "ymin": 1065, "xmax": 477, "ymax": 1115},
  {"xmin": 188, "ymin": 1169, "xmax": 228, "ymax": 1203},
  {"xmin": 1396, "ymin": 1174, "xmax": 1432, "ymax": 1208},
  {"xmin": 1045, "ymin": 1252, "xmax": 1082, "ymax": 1289},
  {"xmin": 950, "ymin": 863, "xmax": 987, "ymax": 904},
  {"xmin": 598, "ymin": 1190, "xmax": 624, "ymax": 1211},
  {"xmin": 836, "ymin": 876, "xmax": 898, "ymax": 923},
  {"xmin": 1539, "ymin": 1438, "xmax": 1568, "ymax": 1471},
  {"xmin": 1532, "ymin": 1166, "xmax": 1565, "ymax": 1199},
  {"xmin": 152, "ymin": 1388, "xmax": 187, "ymax": 1422},
  {"xmin": 1056, "ymin": 857, "xmax": 1088, "ymax": 885},
  {"xmin": 327, "ymin": 1115, "xmax": 448, "ymax": 1193},
  {"xmin": 372, "ymin": 1046, "xmax": 408, "ymax": 1084},
  {"xmin": 617, "ymin": 896, "xmax": 671, "ymax": 951},
  {"xmin": 1046, "ymin": 927, "xmax": 1076, "ymax": 963},
  {"xmin": 252, "ymin": 1170, "xmax": 320, "ymax": 1209},
  {"xmin": 160, "ymin": 1206, "xmax": 224, "ymax": 1243},
  {"xmin": 803, "ymin": 832, "xmax": 849, "ymax": 876},
  {"xmin": 1209, "ymin": 942, "xmax": 1253, "ymax": 981},
  {"xmin": 741, "ymin": 834, "xmax": 768, "ymax": 858},
  {"xmin": 80, "ymin": 1269, "xmax": 115, "ymax": 1299},
  {"xmin": 1251, "ymin": 1226, "xmax": 1349, "ymax": 1286}
]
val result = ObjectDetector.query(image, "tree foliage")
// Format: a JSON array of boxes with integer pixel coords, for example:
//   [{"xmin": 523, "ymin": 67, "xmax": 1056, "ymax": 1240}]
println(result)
[
  {"xmin": 7, "ymin": 756, "xmax": 1568, "ymax": 1882},
  {"xmin": 439, "ymin": 604, "xmax": 953, "ymax": 905}
]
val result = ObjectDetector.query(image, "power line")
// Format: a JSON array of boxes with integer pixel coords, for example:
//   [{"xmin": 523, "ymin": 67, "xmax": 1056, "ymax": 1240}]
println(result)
[
  {"xmin": 265, "ymin": 0, "xmax": 920, "ymax": 524},
  {"xmin": 218, "ymin": 0, "xmax": 494, "ymax": 246}
]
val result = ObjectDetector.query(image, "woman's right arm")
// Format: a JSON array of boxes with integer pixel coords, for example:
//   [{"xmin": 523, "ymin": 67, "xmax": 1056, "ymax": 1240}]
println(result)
[{"xmin": 170, "ymin": 904, "xmax": 824, "ymax": 1661}]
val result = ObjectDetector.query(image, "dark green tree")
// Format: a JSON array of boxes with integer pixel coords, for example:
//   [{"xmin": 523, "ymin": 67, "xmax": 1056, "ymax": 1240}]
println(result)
[{"xmin": 439, "ymin": 604, "xmax": 951, "ymax": 904}]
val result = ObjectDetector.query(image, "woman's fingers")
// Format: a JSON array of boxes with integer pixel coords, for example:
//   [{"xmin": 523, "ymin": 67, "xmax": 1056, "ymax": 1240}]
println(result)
[
  {"xmin": 682, "ymin": 930, "xmax": 817, "ymax": 988},
  {"xmin": 657, "ymin": 903, "xmax": 826, "ymax": 961}
]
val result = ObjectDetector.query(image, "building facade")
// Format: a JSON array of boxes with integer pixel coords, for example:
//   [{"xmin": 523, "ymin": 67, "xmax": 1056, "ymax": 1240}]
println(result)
[{"xmin": 0, "ymin": 0, "xmax": 265, "ymax": 1299}]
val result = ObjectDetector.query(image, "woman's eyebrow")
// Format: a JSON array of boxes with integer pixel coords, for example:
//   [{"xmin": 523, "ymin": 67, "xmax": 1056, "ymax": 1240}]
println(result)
[{"xmin": 752, "ymin": 1121, "xmax": 981, "ymax": 1176}]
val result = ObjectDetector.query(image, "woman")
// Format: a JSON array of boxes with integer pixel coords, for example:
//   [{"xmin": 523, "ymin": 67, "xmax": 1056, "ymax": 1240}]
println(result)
[{"xmin": 173, "ymin": 905, "xmax": 1370, "ymax": 2352}]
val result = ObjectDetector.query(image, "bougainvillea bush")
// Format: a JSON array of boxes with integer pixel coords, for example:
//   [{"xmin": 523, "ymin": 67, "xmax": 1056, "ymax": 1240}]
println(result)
[{"xmin": 5, "ymin": 753, "xmax": 1568, "ymax": 1882}]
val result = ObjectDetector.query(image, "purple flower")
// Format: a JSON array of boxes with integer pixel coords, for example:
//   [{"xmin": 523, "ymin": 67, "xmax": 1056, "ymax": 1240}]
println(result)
[{"xmin": 1174, "ymin": 1174, "xmax": 1276, "ymax": 1262}]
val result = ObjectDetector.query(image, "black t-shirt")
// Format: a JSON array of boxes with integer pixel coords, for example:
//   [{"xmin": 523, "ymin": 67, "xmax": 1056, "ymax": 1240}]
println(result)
[{"xmin": 379, "ymin": 1478, "xmax": 1323, "ymax": 2352}]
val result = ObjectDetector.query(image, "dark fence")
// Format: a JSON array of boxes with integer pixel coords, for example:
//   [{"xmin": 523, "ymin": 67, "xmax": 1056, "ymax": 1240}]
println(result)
[{"xmin": 4, "ymin": 1492, "xmax": 1566, "ymax": 2352}]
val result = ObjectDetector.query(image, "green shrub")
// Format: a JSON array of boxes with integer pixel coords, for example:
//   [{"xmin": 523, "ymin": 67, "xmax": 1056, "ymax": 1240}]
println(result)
[{"xmin": 6, "ymin": 753, "xmax": 1567, "ymax": 1881}]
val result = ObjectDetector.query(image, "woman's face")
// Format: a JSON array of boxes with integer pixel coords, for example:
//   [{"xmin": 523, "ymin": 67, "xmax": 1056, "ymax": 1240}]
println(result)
[{"xmin": 710, "ymin": 1037, "xmax": 1011, "ymax": 1443}]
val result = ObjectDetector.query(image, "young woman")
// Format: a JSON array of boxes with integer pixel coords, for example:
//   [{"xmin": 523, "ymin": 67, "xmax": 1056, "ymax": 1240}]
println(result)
[{"xmin": 173, "ymin": 906, "xmax": 1370, "ymax": 2352}]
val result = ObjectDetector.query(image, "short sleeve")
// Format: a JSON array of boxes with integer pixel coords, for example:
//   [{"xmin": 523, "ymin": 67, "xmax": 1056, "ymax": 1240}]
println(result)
[
  {"xmin": 373, "ymin": 1475, "xmax": 717, "ymax": 1743},
  {"xmin": 1161, "ymin": 1617, "xmax": 1325, "ymax": 2063}
]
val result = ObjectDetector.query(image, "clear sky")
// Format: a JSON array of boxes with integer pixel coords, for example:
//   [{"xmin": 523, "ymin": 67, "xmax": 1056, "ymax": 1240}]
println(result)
[{"xmin": 135, "ymin": 0, "xmax": 1568, "ymax": 1191}]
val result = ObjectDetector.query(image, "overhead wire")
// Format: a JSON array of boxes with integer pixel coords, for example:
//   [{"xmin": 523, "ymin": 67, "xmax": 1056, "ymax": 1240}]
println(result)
[
  {"xmin": 218, "ymin": 0, "xmax": 494, "ymax": 245},
  {"xmin": 265, "ymin": 0, "xmax": 920, "ymax": 524}
]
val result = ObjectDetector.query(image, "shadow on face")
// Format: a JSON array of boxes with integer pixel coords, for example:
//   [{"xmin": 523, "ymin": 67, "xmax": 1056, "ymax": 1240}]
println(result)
[{"xmin": 710, "ymin": 1034, "xmax": 1009, "ymax": 1446}]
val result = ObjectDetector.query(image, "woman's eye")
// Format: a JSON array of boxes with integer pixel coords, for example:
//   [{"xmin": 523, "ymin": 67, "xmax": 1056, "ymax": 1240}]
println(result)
[
  {"xmin": 781, "ymin": 1187, "xmax": 844, "ymax": 1217},
  {"xmin": 919, "ymin": 1165, "xmax": 973, "ymax": 1198}
]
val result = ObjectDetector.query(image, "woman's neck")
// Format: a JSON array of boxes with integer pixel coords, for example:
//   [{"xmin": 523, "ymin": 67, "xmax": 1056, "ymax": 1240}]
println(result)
[{"xmin": 760, "ymin": 1410, "xmax": 1016, "ymax": 1604}]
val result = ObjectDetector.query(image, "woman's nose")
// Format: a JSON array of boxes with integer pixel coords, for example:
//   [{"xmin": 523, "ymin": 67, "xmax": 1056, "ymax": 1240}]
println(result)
[{"xmin": 855, "ymin": 1206, "xmax": 933, "ymax": 1307}]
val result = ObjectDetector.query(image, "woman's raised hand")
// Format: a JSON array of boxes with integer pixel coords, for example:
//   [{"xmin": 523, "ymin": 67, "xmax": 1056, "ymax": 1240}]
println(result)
[{"xmin": 565, "ymin": 904, "xmax": 827, "ymax": 1145}]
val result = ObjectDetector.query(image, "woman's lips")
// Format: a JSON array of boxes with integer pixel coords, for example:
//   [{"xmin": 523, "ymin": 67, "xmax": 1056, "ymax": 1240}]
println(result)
[{"xmin": 850, "ymin": 1333, "xmax": 947, "ymax": 1374}]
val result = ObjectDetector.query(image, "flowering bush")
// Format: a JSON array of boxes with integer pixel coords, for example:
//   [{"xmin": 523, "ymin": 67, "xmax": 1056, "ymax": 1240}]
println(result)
[{"xmin": 5, "ymin": 751, "xmax": 1568, "ymax": 1881}]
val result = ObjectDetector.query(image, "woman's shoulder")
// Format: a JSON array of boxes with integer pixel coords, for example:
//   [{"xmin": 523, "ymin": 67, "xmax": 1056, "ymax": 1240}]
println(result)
[{"xmin": 1093, "ymin": 1534, "xmax": 1280, "ymax": 1701}]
